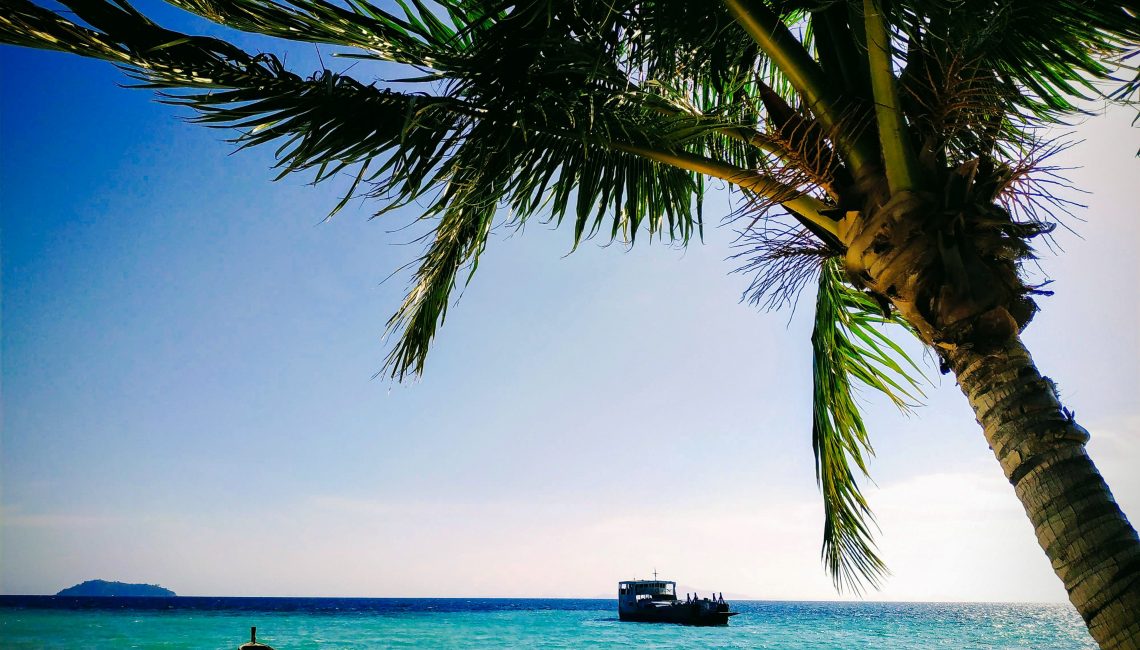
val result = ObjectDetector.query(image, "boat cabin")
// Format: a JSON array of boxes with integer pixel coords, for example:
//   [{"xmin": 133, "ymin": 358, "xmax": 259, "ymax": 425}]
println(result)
[{"xmin": 618, "ymin": 580, "xmax": 677, "ymax": 603}]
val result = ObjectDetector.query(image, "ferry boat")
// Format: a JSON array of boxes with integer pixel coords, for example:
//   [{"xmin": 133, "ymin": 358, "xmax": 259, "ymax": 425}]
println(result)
[{"xmin": 617, "ymin": 575, "xmax": 737, "ymax": 625}]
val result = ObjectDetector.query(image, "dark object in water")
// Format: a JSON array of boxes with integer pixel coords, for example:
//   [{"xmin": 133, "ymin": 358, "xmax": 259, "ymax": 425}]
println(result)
[
  {"xmin": 239, "ymin": 626, "xmax": 274, "ymax": 649},
  {"xmin": 618, "ymin": 578, "xmax": 738, "ymax": 625}
]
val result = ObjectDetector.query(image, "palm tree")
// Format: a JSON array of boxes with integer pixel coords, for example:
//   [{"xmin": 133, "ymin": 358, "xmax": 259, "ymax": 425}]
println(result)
[{"xmin": 2, "ymin": 0, "xmax": 1137, "ymax": 644}]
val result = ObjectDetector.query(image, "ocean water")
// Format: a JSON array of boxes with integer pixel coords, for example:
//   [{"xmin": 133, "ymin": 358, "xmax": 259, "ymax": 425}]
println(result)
[{"xmin": 0, "ymin": 597, "xmax": 1095, "ymax": 649}]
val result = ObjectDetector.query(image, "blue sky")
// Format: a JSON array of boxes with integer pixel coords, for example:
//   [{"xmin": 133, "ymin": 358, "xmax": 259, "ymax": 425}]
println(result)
[{"xmin": 1, "ymin": 6, "xmax": 1137, "ymax": 601}]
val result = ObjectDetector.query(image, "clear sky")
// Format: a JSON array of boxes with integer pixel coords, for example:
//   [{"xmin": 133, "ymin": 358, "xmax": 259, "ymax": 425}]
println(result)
[{"xmin": 1, "ymin": 5, "xmax": 1137, "ymax": 602}]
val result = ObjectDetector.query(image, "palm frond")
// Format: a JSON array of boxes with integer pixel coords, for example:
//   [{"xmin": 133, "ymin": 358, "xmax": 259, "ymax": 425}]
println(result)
[
  {"xmin": 1109, "ymin": 47, "xmax": 1139, "ymax": 153},
  {"xmin": 810, "ymin": 3, "xmax": 872, "ymax": 104},
  {"xmin": 811, "ymin": 257, "xmax": 925, "ymax": 593},
  {"xmin": 382, "ymin": 200, "xmax": 495, "ymax": 380},
  {"xmin": 889, "ymin": 0, "xmax": 1140, "ymax": 120},
  {"xmin": 0, "ymin": 0, "xmax": 267, "ymax": 79},
  {"xmin": 732, "ymin": 220, "xmax": 832, "ymax": 312},
  {"xmin": 162, "ymin": 0, "xmax": 459, "ymax": 66},
  {"xmin": 993, "ymin": 137, "xmax": 1083, "ymax": 239},
  {"xmin": 862, "ymin": 0, "xmax": 921, "ymax": 193},
  {"xmin": 899, "ymin": 50, "xmax": 1017, "ymax": 168},
  {"xmin": 722, "ymin": 0, "xmax": 879, "ymax": 178}
]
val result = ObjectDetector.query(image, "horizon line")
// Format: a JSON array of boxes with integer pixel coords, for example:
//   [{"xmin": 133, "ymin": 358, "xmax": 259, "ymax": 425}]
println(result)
[{"xmin": 0, "ymin": 593, "xmax": 1072, "ymax": 606}]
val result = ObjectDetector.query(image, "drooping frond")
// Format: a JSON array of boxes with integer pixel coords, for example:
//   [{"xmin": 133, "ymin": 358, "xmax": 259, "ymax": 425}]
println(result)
[
  {"xmin": 383, "ymin": 199, "xmax": 496, "ymax": 380},
  {"xmin": 811, "ymin": 258, "xmax": 925, "ymax": 593}
]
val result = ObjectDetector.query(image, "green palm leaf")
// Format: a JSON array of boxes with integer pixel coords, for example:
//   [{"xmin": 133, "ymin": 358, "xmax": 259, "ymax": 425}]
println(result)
[
  {"xmin": 811, "ymin": 258, "xmax": 925, "ymax": 593},
  {"xmin": 889, "ymin": 0, "xmax": 1140, "ymax": 119}
]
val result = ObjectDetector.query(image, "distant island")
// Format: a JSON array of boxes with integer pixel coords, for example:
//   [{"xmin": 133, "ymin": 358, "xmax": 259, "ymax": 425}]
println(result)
[{"xmin": 57, "ymin": 580, "xmax": 176, "ymax": 597}]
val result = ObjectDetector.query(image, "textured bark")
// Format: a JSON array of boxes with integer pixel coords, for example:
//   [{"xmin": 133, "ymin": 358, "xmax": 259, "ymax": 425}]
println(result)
[
  {"xmin": 948, "ymin": 338, "xmax": 1140, "ymax": 649},
  {"xmin": 839, "ymin": 190, "xmax": 1044, "ymax": 354}
]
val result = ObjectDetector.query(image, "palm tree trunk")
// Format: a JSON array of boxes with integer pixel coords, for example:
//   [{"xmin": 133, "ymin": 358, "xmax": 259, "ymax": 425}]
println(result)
[{"xmin": 947, "ymin": 337, "xmax": 1140, "ymax": 649}]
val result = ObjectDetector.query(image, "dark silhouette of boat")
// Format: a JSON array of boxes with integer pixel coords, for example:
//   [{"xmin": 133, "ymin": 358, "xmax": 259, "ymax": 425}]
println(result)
[
  {"xmin": 238, "ymin": 626, "xmax": 274, "ymax": 650},
  {"xmin": 618, "ymin": 575, "xmax": 737, "ymax": 625}
]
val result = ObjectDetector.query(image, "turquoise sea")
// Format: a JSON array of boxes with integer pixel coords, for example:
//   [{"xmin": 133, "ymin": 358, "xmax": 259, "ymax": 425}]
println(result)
[{"xmin": 0, "ymin": 597, "xmax": 1095, "ymax": 648}]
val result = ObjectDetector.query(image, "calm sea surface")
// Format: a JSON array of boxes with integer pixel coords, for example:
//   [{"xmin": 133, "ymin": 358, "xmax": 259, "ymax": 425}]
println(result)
[{"xmin": 0, "ymin": 597, "xmax": 1095, "ymax": 649}]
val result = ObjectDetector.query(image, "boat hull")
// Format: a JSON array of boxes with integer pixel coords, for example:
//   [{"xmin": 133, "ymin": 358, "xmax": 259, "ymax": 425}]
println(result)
[{"xmin": 618, "ymin": 604, "xmax": 737, "ymax": 626}]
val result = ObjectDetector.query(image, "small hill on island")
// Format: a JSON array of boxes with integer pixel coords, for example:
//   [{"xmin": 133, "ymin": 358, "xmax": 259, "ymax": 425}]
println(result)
[{"xmin": 57, "ymin": 580, "xmax": 176, "ymax": 597}]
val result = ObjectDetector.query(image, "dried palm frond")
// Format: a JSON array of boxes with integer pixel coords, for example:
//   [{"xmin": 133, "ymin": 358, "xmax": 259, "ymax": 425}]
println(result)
[
  {"xmin": 993, "ymin": 137, "xmax": 1085, "ymax": 239},
  {"xmin": 901, "ymin": 50, "xmax": 1020, "ymax": 167},
  {"xmin": 732, "ymin": 220, "xmax": 833, "ymax": 312}
]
